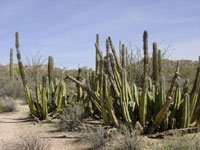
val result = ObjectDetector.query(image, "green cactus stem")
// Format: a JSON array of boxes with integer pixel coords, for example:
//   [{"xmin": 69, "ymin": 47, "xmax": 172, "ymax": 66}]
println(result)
[
  {"xmin": 181, "ymin": 93, "xmax": 190, "ymax": 128},
  {"xmin": 122, "ymin": 44, "xmax": 126, "ymax": 69},
  {"xmin": 152, "ymin": 42, "xmax": 159, "ymax": 85},
  {"xmin": 139, "ymin": 30, "xmax": 149, "ymax": 127},
  {"xmin": 48, "ymin": 56, "xmax": 54, "ymax": 83},
  {"xmin": 15, "ymin": 32, "xmax": 27, "ymax": 87},
  {"xmin": 10, "ymin": 48, "xmax": 14, "ymax": 81},
  {"xmin": 95, "ymin": 33, "xmax": 100, "ymax": 92},
  {"xmin": 108, "ymin": 37, "xmax": 122, "ymax": 72},
  {"xmin": 119, "ymin": 40, "xmax": 122, "ymax": 64},
  {"xmin": 158, "ymin": 50, "xmax": 162, "ymax": 76}
]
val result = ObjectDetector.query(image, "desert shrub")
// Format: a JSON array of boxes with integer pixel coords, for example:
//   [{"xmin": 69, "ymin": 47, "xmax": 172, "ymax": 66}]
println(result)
[
  {"xmin": 151, "ymin": 132, "xmax": 200, "ymax": 150},
  {"xmin": 114, "ymin": 125, "xmax": 144, "ymax": 150},
  {"xmin": 0, "ymin": 65, "xmax": 25, "ymax": 100},
  {"xmin": 0, "ymin": 96, "xmax": 16, "ymax": 112},
  {"xmin": 0, "ymin": 79, "xmax": 25, "ymax": 99},
  {"xmin": 57, "ymin": 104, "xmax": 84, "ymax": 131},
  {"xmin": 78, "ymin": 125, "xmax": 107, "ymax": 150},
  {"xmin": 3, "ymin": 133, "xmax": 50, "ymax": 150}
]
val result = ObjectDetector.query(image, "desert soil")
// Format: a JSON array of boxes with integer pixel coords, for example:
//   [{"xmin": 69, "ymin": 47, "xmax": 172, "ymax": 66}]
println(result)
[{"xmin": 0, "ymin": 100, "xmax": 87, "ymax": 150}]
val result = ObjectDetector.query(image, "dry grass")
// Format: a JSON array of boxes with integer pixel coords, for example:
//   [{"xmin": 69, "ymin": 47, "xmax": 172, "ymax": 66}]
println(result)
[
  {"xmin": 0, "ymin": 96, "xmax": 16, "ymax": 112},
  {"xmin": 78, "ymin": 125, "xmax": 107, "ymax": 150},
  {"xmin": 57, "ymin": 104, "xmax": 84, "ymax": 131},
  {"xmin": 3, "ymin": 133, "xmax": 50, "ymax": 150}
]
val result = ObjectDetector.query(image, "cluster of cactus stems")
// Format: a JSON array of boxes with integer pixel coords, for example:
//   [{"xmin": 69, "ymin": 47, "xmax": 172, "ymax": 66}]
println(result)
[
  {"xmin": 13, "ymin": 31, "xmax": 200, "ymax": 133},
  {"xmin": 67, "ymin": 31, "xmax": 200, "ymax": 134},
  {"xmin": 15, "ymin": 32, "xmax": 66, "ymax": 120},
  {"xmin": 10, "ymin": 48, "xmax": 14, "ymax": 81}
]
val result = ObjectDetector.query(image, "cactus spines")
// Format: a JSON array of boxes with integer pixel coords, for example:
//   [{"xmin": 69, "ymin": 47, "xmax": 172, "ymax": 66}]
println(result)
[
  {"xmin": 152, "ymin": 42, "xmax": 159, "ymax": 85},
  {"xmin": 10, "ymin": 48, "xmax": 14, "ymax": 81},
  {"xmin": 139, "ymin": 30, "xmax": 149, "ymax": 127},
  {"xmin": 15, "ymin": 32, "xmax": 27, "ymax": 87},
  {"xmin": 48, "ymin": 56, "xmax": 54, "ymax": 83}
]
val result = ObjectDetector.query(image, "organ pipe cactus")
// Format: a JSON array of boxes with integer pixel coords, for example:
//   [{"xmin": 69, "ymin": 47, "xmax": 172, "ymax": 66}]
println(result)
[
  {"xmin": 152, "ymin": 42, "xmax": 159, "ymax": 85},
  {"xmin": 158, "ymin": 50, "xmax": 162, "ymax": 76},
  {"xmin": 76, "ymin": 68, "xmax": 83, "ymax": 102},
  {"xmin": 190, "ymin": 61, "xmax": 200, "ymax": 120},
  {"xmin": 48, "ymin": 56, "xmax": 54, "ymax": 83},
  {"xmin": 139, "ymin": 30, "xmax": 148, "ymax": 127},
  {"xmin": 95, "ymin": 33, "xmax": 100, "ymax": 92},
  {"xmin": 181, "ymin": 93, "xmax": 190, "ymax": 128},
  {"xmin": 15, "ymin": 32, "xmax": 66, "ymax": 120},
  {"xmin": 10, "ymin": 48, "xmax": 14, "ymax": 81},
  {"xmin": 15, "ymin": 32, "xmax": 27, "ymax": 87},
  {"xmin": 65, "ymin": 31, "xmax": 200, "ymax": 134}
]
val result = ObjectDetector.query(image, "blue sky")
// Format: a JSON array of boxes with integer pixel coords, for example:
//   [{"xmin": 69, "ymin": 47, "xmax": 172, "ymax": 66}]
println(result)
[{"xmin": 0, "ymin": 0, "xmax": 200, "ymax": 69}]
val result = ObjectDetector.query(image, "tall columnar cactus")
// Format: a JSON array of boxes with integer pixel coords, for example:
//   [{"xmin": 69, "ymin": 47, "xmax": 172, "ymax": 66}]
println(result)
[
  {"xmin": 76, "ymin": 68, "xmax": 83, "ymax": 102},
  {"xmin": 181, "ymin": 93, "xmax": 190, "ymax": 128},
  {"xmin": 121, "ymin": 69, "xmax": 132, "ymax": 128},
  {"xmin": 15, "ymin": 32, "xmax": 37, "ymax": 116},
  {"xmin": 158, "ymin": 50, "xmax": 162, "ymax": 76},
  {"xmin": 48, "ymin": 56, "xmax": 54, "ymax": 83},
  {"xmin": 106, "ymin": 38, "xmax": 110, "ymax": 71},
  {"xmin": 126, "ymin": 47, "xmax": 128, "ymax": 68},
  {"xmin": 10, "ymin": 48, "xmax": 14, "ymax": 81},
  {"xmin": 122, "ymin": 44, "xmax": 126, "ymax": 68},
  {"xmin": 190, "ymin": 58, "xmax": 200, "ymax": 120},
  {"xmin": 95, "ymin": 34, "xmax": 100, "ymax": 92},
  {"xmin": 99, "ymin": 52, "xmax": 109, "ymax": 125},
  {"xmin": 152, "ymin": 42, "xmax": 159, "ymax": 85},
  {"xmin": 15, "ymin": 32, "xmax": 27, "ymax": 87},
  {"xmin": 139, "ymin": 30, "xmax": 149, "ymax": 127},
  {"xmin": 119, "ymin": 40, "xmax": 122, "ymax": 64}
]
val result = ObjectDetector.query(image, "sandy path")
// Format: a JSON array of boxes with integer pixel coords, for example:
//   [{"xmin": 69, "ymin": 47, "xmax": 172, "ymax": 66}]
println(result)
[{"xmin": 0, "ymin": 100, "xmax": 86, "ymax": 150}]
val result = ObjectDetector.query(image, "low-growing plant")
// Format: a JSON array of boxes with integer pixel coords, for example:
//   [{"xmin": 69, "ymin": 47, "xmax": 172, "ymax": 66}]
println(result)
[
  {"xmin": 113, "ymin": 125, "xmax": 144, "ymax": 150},
  {"xmin": 150, "ymin": 132, "xmax": 200, "ymax": 150},
  {"xmin": 0, "ymin": 96, "xmax": 16, "ymax": 112},
  {"xmin": 78, "ymin": 125, "xmax": 107, "ymax": 150},
  {"xmin": 0, "ymin": 76, "xmax": 25, "ymax": 100},
  {"xmin": 57, "ymin": 104, "xmax": 84, "ymax": 131},
  {"xmin": 3, "ymin": 133, "xmax": 50, "ymax": 150}
]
